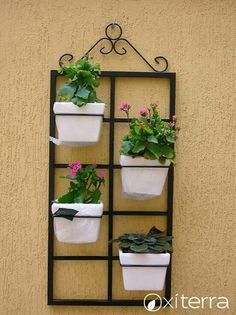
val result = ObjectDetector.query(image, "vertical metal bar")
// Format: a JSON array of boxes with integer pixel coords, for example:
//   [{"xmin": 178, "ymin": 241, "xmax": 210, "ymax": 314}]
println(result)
[
  {"xmin": 169, "ymin": 73, "xmax": 176, "ymax": 117},
  {"xmin": 48, "ymin": 70, "xmax": 57, "ymax": 304},
  {"xmin": 165, "ymin": 74, "xmax": 176, "ymax": 301},
  {"xmin": 108, "ymin": 76, "xmax": 115, "ymax": 300}
]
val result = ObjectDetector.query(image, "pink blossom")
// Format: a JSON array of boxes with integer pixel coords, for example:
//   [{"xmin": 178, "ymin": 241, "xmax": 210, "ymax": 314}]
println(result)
[
  {"xmin": 70, "ymin": 169, "xmax": 77, "ymax": 177},
  {"xmin": 139, "ymin": 108, "xmax": 149, "ymax": 116},
  {"xmin": 119, "ymin": 102, "xmax": 131, "ymax": 112},
  {"xmin": 98, "ymin": 170, "xmax": 106, "ymax": 179},
  {"xmin": 68, "ymin": 161, "xmax": 82, "ymax": 176},
  {"xmin": 73, "ymin": 162, "xmax": 82, "ymax": 171},
  {"xmin": 172, "ymin": 115, "xmax": 177, "ymax": 120},
  {"xmin": 167, "ymin": 122, "xmax": 175, "ymax": 127}
]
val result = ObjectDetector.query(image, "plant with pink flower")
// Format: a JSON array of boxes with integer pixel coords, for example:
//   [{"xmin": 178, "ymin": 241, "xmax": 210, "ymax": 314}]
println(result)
[
  {"xmin": 56, "ymin": 162, "xmax": 105, "ymax": 204},
  {"xmin": 98, "ymin": 170, "xmax": 106, "ymax": 179},
  {"xmin": 120, "ymin": 102, "xmax": 180, "ymax": 163},
  {"xmin": 69, "ymin": 161, "xmax": 82, "ymax": 177},
  {"xmin": 139, "ymin": 108, "xmax": 149, "ymax": 116},
  {"xmin": 119, "ymin": 102, "xmax": 131, "ymax": 113}
]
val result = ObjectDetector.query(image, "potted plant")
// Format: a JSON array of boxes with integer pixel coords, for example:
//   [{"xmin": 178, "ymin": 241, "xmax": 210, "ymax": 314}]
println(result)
[
  {"xmin": 112, "ymin": 227, "xmax": 172, "ymax": 291},
  {"xmin": 119, "ymin": 102, "xmax": 179, "ymax": 199},
  {"xmin": 51, "ymin": 161, "xmax": 105, "ymax": 244},
  {"xmin": 50, "ymin": 55, "xmax": 105, "ymax": 146}
]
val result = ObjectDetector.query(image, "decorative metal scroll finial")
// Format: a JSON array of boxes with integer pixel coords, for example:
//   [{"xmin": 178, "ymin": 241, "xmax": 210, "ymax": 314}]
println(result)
[{"xmin": 59, "ymin": 23, "xmax": 168, "ymax": 72}]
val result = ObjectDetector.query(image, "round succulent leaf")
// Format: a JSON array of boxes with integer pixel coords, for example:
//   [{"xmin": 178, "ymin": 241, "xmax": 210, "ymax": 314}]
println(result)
[
  {"xmin": 130, "ymin": 244, "xmax": 148, "ymax": 253},
  {"xmin": 133, "ymin": 239, "xmax": 145, "ymax": 245},
  {"xmin": 120, "ymin": 242, "xmax": 131, "ymax": 249},
  {"xmin": 149, "ymin": 245, "xmax": 164, "ymax": 252}
]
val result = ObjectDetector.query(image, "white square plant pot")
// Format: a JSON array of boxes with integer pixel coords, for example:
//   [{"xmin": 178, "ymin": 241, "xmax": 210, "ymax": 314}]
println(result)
[
  {"xmin": 50, "ymin": 102, "xmax": 105, "ymax": 146},
  {"xmin": 120, "ymin": 155, "xmax": 171, "ymax": 200},
  {"xmin": 119, "ymin": 250, "xmax": 170, "ymax": 291},
  {"xmin": 51, "ymin": 203, "xmax": 103, "ymax": 244}
]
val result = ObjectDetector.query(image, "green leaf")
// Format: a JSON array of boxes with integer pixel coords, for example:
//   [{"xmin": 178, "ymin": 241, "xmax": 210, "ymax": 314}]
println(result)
[
  {"xmin": 148, "ymin": 226, "xmax": 164, "ymax": 236},
  {"xmin": 147, "ymin": 135, "xmax": 158, "ymax": 143},
  {"xmin": 144, "ymin": 149, "xmax": 157, "ymax": 160},
  {"xmin": 130, "ymin": 244, "xmax": 148, "ymax": 253},
  {"xmin": 75, "ymin": 87, "xmax": 90, "ymax": 99},
  {"xmin": 121, "ymin": 140, "xmax": 131, "ymax": 154},
  {"xmin": 160, "ymin": 145, "xmax": 175, "ymax": 159},
  {"xmin": 133, "ymin": 141, "xmax": 145, "ymax": 153},
  {"xmin": 149, "ymin": 245, "xmax": 164, "ymax": 252},
  {"xmin": 166, "ymin": 136, "xmax": 176, "ymax": 143},
  {"xmin": 57, "ymin": 191, "xmax": 75, "ymax": 203},
  {"xmin": 133, "ymin": 239, "xmax": 145, "ymax": 245},
  {"xmin": 74, "ymin": 195, "xmax": 85, "ymax": 203},
  {"xmin": 75, "ymin": 97, "xmax": 86, "ymax": 106},
  {"xmin": 120, "ymin": 242, "xmax": 131, "ymax": 249},
  {"xmin": 127, "ymin": 234, "xmax": 144, "ymax": 241},
  {"xmin": 70, "ymin": 181, "xmax": 76, "ymax": 189},
  {"xmin": 144, "ymin": 126, "xmax": 153, "ymax": 134},
  {"xmin": 58, "ymin": 84, "xmax": 76, "ymax": 100},
  {"xmin": 158, "ymin": 236, "xmax": 173, "ymax": 242},
  {"xmin": 147, "ymin": 143, "xmax": 162, "ymax": 156},
  {"xmin": 145, "ymin": 237, "xmax": 157, "ymax": 244},
  {"xmin": 162, "ymin": 243, "xmax": 173, "ymax": 252},
  {"xmin": 134, "ymin": 125, "xmax": 141, "ymax": 135},
  {"xmin": 90, "ymin": 189, "xmax": 101, "ymax": 203}
]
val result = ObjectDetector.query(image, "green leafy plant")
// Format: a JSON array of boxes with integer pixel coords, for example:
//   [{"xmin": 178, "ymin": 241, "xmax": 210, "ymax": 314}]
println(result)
[
  {"xmin": 111, "ymin": 226, "xmax": 173, "ymax": 253},
  {"xmin": 56, "ymin": 162, "xmax": 105, "ymax": 204},
  {"xmin": 58, "ymin": 55, "xmax": 102, "ymax": 107},
  {"xmin": 119, "ymin": 102, "xmax": 180, "ymax": 163}
]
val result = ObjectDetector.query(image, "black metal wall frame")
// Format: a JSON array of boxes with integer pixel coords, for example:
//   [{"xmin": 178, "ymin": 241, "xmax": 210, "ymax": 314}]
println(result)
[{"xmin": 48, "ymin": 23, "xmax": 176, "ymax": 307}]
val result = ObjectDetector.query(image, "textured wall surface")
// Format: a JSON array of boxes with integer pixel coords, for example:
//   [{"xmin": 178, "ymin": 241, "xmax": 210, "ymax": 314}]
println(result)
[{"xmin": 0, "ymin": 0, "xmax": 236, "ymax": 314}]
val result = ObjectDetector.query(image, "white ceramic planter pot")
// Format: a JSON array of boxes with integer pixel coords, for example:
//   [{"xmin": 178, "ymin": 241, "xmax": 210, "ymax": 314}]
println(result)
[
  {"xmin": 119, "ymin": 250, "xmax": 170, "ymax": 291},
  {"xmin": 120, "ymin": 155, "xmax": 171, "ymax": 200},
  {"xmin": 50, "ymin": 102, "xmax": 105, "ymax": 146},
  {"xmin": 51, "ymin": 203, "xmax": 103, "ymax": 244}
]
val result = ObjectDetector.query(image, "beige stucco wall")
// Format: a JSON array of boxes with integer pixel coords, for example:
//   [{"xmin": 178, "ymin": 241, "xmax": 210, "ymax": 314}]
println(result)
[{"xmin": 0, "ymin": 0, "xmax": 235, "ymax": 314}]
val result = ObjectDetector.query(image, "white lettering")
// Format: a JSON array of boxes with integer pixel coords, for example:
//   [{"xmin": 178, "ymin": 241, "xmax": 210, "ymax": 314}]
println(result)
[
  {"xmin": 209, "ymin": 297, "xmax": 217, "ymax": 308},
  {"xmin": 217, "ymin": 297, "xmax": 229, "ymax": 309},
  {"xmin": 201, "ymin": 296, "xmax": 209, "ymax": 308},
  {"xmin": 162, "ymin": 297, "xmax": 174, "ymax": 309},
  {"xmin": 188, "ymin": 296, "xmax": 200, "ymax": 309},
  {"xmin": 180, "ymin": 294, "xmax": 188, "ymax": 309}
]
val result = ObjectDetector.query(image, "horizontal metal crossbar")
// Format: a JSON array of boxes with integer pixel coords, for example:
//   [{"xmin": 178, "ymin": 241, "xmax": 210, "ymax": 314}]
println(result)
[
  {"xmin": 53, "ymin": 255, "xmax": 114, "ymax": 260},
  {"xmin": 54, "ymin": 116, "xmax": 170, "ymax": 122},
  {"xmin": 54, "ymin": 163, "xmax": 172, "ymax": 169},
  {"xmin": 55, "ymin": 70, "xmax": 175, "ymax": 78},
  {"xmin": 103, "ymin": 210, "xmax": 168, "ymax": 216},
  {"xmin": 50, "ymin": 298, "xmax": 169, "ymax": 306}
]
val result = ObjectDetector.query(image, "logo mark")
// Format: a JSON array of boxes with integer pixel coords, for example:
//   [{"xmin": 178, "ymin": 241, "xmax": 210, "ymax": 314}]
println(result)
[{"xmin": 144, "ymin": 293, "xmax": 162, "ymax": 312}]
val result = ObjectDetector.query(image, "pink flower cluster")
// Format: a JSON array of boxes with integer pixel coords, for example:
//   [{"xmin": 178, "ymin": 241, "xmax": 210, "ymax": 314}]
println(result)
[
  {"xmin": 68, "ymin": 161, "xmax": 82, "ymax": 177},
  {"xmin": 119, "ymin": 102, "xmax": 131, "ymax": 112},
  {"xmin": 167, "ymin": 115, "xmax": 177, "ymax": 127},
  {"xmin": 98, "ymin": 170, "xmax": 106, "ymax": 179},
  {"xmin": 139, "ymin": 108, "xmax": 149, "ymax": 116}
]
